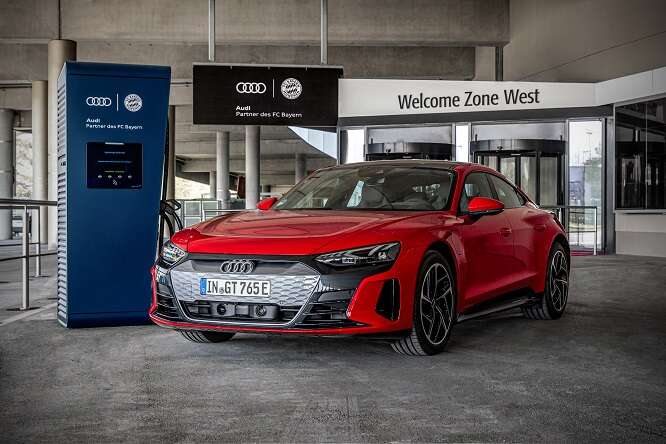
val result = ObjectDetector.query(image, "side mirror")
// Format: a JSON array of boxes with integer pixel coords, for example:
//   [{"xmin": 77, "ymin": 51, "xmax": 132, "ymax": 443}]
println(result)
[
  {"xmin": 467, "ymin": 196, "xmax": 504, "ymax": 216},
  {"xmin": 256, "ymin": 196, "xmax": 278, "ymax": 211}
]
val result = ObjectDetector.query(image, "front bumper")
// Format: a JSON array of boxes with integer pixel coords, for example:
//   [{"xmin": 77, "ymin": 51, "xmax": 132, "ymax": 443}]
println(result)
[{"xmin": 150, "ymin": 253, "xmax": 407, "ymax": 335}]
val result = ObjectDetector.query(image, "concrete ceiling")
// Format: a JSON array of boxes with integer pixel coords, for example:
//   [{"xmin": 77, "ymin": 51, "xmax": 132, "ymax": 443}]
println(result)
[{"xmin": 0, "ymin": 0, "xmax": 509, "ymax": 186}]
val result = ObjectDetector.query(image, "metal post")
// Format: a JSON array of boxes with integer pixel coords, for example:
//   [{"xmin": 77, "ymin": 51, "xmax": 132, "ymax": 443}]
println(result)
[
  {"xmin": 22, "ymin": 205, "xmax": 29, "ymax": 310},
  {"xmin": 320, "ymin": 0, "xmax": 328, "ymax": 64},
  {"xmin": 208, "ymin": 0, "xmax": 216, "ymax": 62},
  {"xmin": 593, "ymin": 207, "xmax": 598, "ymax": 256},
  {"xmin": 35, "ymin": 207, "xmax": 41, "ymax": 277}
]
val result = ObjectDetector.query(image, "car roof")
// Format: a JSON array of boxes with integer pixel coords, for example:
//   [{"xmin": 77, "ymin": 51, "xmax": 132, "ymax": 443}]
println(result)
[{"xmin": 319, "ymin": 159, "xmax": 493, "ymax": 174}]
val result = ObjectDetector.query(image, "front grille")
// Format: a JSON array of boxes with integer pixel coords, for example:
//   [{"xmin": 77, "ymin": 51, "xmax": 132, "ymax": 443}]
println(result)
[
  {"xmin": 170, "ymin": 260, "xmax": 319, "ymax": 306},
  {"xmin": 163, "ymin": 257, "xmax": 368, "ymax": 330}
]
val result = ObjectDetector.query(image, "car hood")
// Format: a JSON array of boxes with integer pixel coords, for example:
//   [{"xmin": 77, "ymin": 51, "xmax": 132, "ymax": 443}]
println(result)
[{"xmin": 179, "ymin": 210, "xmax": 430, "ymax": 256}]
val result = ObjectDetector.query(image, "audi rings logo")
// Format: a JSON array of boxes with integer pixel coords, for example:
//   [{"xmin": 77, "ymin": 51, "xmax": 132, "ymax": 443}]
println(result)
[
  {"xmin": 280, "ymin": 78, "xmax": 302, "ymax": 100},
  {"xmin": 236, "ymin": 82, "xmax": 267, "ymax": 94},
  {"xmin": 86, "ymin": 96, "xmax": 112, "ymax": 107},
  {"xmin": 220, "ymin": 259, "xmax": 255, "ymax": 274},
  {"xmin": 124, "ymin": 94, "xmax": 143, "ymax": 112}
]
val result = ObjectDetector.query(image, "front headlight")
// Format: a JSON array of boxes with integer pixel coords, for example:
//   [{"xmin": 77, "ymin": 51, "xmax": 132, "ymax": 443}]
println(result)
[
  {"xmin": 315, "ymin": 242, "xmax": 400, "ymax": 268},
  {"xmin": 161, "ymin": 240, "xmax": 186, "ymax": 265}
]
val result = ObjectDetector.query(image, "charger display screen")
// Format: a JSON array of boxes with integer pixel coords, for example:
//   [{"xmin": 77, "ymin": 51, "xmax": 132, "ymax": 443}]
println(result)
[{"xmin": 86, "ymin": 142, "xmax": 143, "ymax": 189}]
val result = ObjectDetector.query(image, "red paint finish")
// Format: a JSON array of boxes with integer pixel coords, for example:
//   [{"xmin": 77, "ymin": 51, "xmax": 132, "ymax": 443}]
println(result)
[{"xmin": 151, "ymin": 162, "xmax": 567, "ymax": 336}]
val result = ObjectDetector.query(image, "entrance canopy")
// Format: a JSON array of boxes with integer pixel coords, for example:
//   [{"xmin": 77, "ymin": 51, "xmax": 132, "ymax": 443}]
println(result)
[{"xmin": 338, "ymin": 67, "xmax": 666, "ymax": 125}]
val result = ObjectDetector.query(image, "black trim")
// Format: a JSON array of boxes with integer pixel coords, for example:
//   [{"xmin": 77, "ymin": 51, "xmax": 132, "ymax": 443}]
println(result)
[
  {"xmin": 456, "ymin": 288, "xmax": 539, "ymax": 322},
  {"xmin": 338, "ymin": 106, "xmax": 613, "ymax": 127}
]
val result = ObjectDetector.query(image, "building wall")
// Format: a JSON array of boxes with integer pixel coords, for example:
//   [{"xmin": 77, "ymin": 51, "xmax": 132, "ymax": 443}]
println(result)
[
  {"xmin": 616, "ymin": 213, "xmax": 666, "ymax": 258},
  {"xmin": 505, "ymin": 0, "xmax": 666, "ymax": 257},
  {"xmin": 504, "ymin": 0, "xmax": 666, "ymax": 82}
]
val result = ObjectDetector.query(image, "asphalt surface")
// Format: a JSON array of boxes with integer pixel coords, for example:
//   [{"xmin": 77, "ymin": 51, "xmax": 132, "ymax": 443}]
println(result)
[{"xmin": 1, "ymin": 254, "xmax": 665, "ymax": 443}]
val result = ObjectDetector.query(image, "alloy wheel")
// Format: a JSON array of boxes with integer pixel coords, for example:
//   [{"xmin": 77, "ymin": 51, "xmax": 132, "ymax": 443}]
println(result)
[
  {"xmin": 419, "ymin": 263, "xmax": 454, "ymax": 345},
  {"xmin": 549, "ymin": 250, "xmax": 569, "ymax": 312}
]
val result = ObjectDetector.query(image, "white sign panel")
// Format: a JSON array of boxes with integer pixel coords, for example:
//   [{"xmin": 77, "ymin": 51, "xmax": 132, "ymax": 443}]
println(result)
[{"xmin": 339, "ymin": 79, "xmax": 597, "ymax": 118}]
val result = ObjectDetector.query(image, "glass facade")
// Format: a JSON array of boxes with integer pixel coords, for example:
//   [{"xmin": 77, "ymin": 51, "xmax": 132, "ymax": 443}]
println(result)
[
  {"xmin": 615, "ymin": 98, "xmax": 666, "ymax": 209},
  {"xmin": 568, "ymin": 120, "xmax": 603, "ymax": 250},
  {"xmin": 338, "ymin": 116, "xmax": 612, "ymax": 252}
]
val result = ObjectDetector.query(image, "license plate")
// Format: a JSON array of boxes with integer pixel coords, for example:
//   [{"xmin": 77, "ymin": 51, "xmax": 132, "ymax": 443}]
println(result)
[{"xmin": 199, "ymin": 278, "xmax": 271, "ymax": 298}]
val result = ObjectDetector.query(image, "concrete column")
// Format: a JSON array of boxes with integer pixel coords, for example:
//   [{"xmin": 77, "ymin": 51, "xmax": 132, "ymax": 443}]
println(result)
[
  {"xmin": 245, "ymin": 125, "xmax": 260, "ymax": 209},
  {"xmin": 295, "ymin": 153, "xmax": 307, "ymax": 184},
  {"xmin": 47, "ymin": 39, "xmax": 76, "ymax": 248},
  {"xmin": 0, "ymin": 109, "xmax": 14, "ymax": 240},
  {"xmin": 31, "ymin": 81, "xmax": 48, "ymax": 242},
  {"xmin": 216, "ymin": 131, "xmax": 230, "ymax": 208},
  {"xmin": 209, "ymin": 171, "xmax": 216, "ymax": 198},
  {"xmin": 320, "ymin": 0, "xmax": 328, "ymax": 64},
  {"xmin": 166, "ymin": 105, "xmax": 176, "ymax": 200}
]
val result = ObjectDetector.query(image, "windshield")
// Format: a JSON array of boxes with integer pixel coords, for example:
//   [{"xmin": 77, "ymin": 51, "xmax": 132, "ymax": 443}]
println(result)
[{"xmin": 274, "ymin": 164, "xmax": 455, "ymax": 211}]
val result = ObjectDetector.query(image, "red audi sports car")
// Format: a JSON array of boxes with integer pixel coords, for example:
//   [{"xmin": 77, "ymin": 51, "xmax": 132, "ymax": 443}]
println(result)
[{"xmin": 150, "ymin": 161, "xmax": 569, "ymax": 355}]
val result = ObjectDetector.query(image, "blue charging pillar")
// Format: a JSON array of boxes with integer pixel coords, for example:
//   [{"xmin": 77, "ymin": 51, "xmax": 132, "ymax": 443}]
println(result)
[{"xmin": 56, "ymin": 62, "xmax": 171, "ymax": 327}]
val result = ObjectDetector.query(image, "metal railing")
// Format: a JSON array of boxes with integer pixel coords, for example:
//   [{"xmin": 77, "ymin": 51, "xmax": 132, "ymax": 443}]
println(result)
[
  {"xmin": 541, "ymin": 205, "xmax": 598, "ymax": 255},
  {"xmin": 176, "ymin": 195, "xmax": 279, "ymax": 227},
  {"xmin": 0, "ymin": 198, "xmax": 57, "ymax": 310}
]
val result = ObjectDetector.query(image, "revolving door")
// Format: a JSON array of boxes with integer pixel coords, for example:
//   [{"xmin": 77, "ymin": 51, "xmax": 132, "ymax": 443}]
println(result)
[{"xmin": 471, "ymin": 139, "xmax": 565, "ymax": 206}]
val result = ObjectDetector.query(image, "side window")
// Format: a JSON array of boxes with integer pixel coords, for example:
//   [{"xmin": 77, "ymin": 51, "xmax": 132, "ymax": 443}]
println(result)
[
  {"xmin": 460, "ymin": 172, "xmax": 494, "ymax": 212},
  {"xmin": 489, "ymin": 175, "xmax": 523, "ymax": 209}
]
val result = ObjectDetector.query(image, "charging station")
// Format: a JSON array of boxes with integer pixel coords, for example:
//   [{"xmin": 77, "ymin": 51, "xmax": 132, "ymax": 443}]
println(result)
[{"xmin": 56, "ymin": 61, "xmax": 171, "ymax": 327}]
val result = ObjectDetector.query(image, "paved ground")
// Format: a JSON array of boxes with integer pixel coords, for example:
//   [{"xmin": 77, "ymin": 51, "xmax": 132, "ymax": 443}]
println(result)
[{"xmin": 1, "ymin": 254, "xmax": 665, "ymax": 443}]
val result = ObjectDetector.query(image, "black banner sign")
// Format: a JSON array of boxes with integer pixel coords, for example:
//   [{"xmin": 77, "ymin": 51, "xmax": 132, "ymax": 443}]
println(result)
[{"xmin": 193, "ymin": 64, "xmax": 343, "ymax": 126}]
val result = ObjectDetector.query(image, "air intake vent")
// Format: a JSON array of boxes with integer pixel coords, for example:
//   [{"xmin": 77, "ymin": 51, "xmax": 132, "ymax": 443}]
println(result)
[
  {"xmin": 376, "ymin": 279, "xmax": 400, "ymax": 321},
  {"xmin": 56, "ymin": 78, "xmax": 68, "ymax": 326}
]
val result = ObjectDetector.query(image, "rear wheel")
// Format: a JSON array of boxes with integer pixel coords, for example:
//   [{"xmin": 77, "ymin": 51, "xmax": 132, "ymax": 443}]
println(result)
[
  {"xmin": 179, "ymin": 330, "xmax": 235, "ymax": 343},
  {"xmin": 522, "ymin": 242, "xmax": 569, "ymax": 320},
  {"xmin": 392, "ymin": 251, "xmax": 456, "ymax": 356}
]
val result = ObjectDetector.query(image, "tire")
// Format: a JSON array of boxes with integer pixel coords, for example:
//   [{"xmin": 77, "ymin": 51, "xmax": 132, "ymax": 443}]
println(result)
[
  {"xmin": 522, "ymin": 242, "xmax": 569, "ymax": 320},
  {"xmin": 392, "ymin": 251, "xmax": 456, "ymax": 356},
  {"xmin": 179, "ymin": 330, "xmax": 235, "ymax": 343}
]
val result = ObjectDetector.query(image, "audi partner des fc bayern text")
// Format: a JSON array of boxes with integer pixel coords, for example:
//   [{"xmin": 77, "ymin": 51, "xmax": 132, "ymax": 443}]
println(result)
[{"xmin": 151, "ymin": 161, "xmax": 569, "ymax": 356}]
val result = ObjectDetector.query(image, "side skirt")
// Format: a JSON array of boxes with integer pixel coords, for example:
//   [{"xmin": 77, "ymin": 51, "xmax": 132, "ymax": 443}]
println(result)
[{"xmin": 457, "ymin": 289, "xmax": 540, "ymax": 323}]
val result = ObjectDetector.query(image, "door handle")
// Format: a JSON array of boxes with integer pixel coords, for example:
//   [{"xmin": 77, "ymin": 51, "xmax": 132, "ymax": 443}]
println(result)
[
  {"xmin": 500, "ymin": 227, "xmax": 512, "ymax": 237},
  {"xmin": 534, "ymin": 224, "xmax": 546, "ymax": 232}
]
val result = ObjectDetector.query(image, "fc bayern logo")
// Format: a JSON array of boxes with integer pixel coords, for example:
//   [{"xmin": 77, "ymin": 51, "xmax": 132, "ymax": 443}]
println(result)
[
  {"xmin": 124, "ymin": 94, "xmax": 143, "ymax": 112},
  {"xmin": 280, "ymin": 78, "xmax": 302, "ymax": 100}
]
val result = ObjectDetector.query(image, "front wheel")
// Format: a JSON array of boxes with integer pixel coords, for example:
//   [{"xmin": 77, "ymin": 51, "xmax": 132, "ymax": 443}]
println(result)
[
  {"xmin": 179, "ymin": 330, "xmax": 236, "ymax": 343},
  {"xmin": 523, "ymin": 242, "xmax": 569, "ymax": 320},
  {"xmin": 392, "ymin": 251, "xmax": 456, "ymax": 356}
]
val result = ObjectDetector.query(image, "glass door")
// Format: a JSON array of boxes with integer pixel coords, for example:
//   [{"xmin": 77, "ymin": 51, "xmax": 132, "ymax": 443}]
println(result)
[
  {"xmin": 473, "ymin": 150, "xmax": 564, "ymax": 206},
  {"xmin": 568, "ymin": 120, "xmax": 603, "ymax": 252}
]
